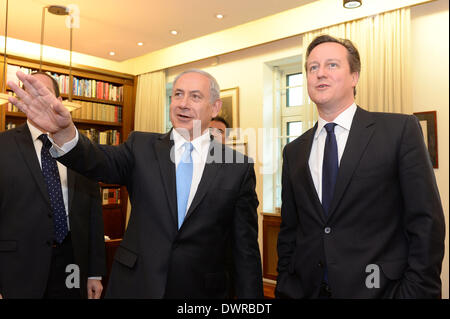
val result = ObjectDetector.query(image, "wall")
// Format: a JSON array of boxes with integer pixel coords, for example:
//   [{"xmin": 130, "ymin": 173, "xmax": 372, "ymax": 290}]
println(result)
[{"xmin": 411, "ymin": 0, "xmax": 449, "ymax": 299}]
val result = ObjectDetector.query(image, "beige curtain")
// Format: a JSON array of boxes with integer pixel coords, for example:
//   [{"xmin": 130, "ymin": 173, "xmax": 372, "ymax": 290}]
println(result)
[
  {"xmin": 126, "ymin": 70, "xmax": 166, "ymax": 227},
  {"xmin": 134, "ymin": 70, "xmax": 166, "ymax": 132},
  {"xmin": 302, "ymin": 8, "xmax": 412, "ymax": 130}
]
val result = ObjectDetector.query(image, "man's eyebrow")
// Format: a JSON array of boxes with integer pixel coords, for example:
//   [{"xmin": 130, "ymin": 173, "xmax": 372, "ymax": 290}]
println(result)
[
  {"xmin": 307, "ymin": 58, "xmax": 341, "ymax": 66},
  {"xmin": 189, "ymin": 90, "xmax": 203, "ymax": 95}
]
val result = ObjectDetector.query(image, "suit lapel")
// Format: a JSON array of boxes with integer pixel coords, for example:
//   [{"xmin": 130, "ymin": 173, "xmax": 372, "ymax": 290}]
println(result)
[
  {"xmin": 184, "ymin": 140, "xmax": 221, "ymax": 222},
  {"xmin": 293, "ymin": 124, "xmax": 326, "ymax": 223},
  {"xmin": 155, "ymin": 130, "xmax": 178, "ymax": 227},
  {"xmin": 327, "ymin": 107, "xmax": 375, "ymax": 219},
  {"xmin": 14, "ymin": 124, "xmax": 51, "ymax": 207},
  {"xmin": 67, "ymin": 168, "xmax": 76, "ymax": 215}
]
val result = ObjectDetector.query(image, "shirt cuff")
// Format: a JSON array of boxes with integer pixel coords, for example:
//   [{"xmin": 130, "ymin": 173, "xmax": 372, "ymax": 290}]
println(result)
[
  {"xmin": 48, "ymin": 129, "xmax": 79, "ymax": 158},
  {"xmin": 88, "ymin": 277, "xmax": 102, "ymax": 280}
]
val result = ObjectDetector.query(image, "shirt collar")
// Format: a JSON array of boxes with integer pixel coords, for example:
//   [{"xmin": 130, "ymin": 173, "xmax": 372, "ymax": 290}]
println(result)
[
  {"xmin": 172, "ymin": 128, "xmax": 211, "ymax": 154},
  {"xmin": 27, "ymin": 120, "xmax": 47, "ymax": 142},
  {"xmin": 314, "ymin": 103, "xmax": 357, "ymax": 139}
]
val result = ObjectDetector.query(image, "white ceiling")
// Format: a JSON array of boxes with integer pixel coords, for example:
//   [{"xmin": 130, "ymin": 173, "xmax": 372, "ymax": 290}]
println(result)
[{"xmin": 1, "ymin": 0, "xmax": 318, "ymax": 61}]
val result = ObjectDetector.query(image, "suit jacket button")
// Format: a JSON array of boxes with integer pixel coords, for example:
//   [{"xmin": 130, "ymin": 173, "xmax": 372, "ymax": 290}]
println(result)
[
  {"xmin": 318, "ymin": 261, "xmax": 324, "ymax": 268},
  {"xmin": 324, "ymin": 227, "xmax": 331, "ymax": 234}
]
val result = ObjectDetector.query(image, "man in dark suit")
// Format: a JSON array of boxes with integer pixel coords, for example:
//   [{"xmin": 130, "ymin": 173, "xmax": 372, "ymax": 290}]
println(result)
[
  {"xmin": 275, "ymin": 35, "xmax": 445, "ymax": 299},
  {"xmin": 0, "ymin": 72, "xmax": 106, "ymax": 299},
  {"xmin": 8, "ymin": 69, "xmax": 263, "ymax": 298}
]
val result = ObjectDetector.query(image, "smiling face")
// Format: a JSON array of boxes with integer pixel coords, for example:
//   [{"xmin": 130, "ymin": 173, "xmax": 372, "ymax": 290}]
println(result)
[
  {"xmin": 306, "ymin": 42, "xmax": 359, "ymax": 118},
  {"xmin": 170, "ymin": 72, "xmax": 222, "ymax": 140}
]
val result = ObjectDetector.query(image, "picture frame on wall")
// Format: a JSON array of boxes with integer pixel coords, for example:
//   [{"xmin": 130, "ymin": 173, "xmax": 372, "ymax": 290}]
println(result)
[
  {"xmin": 226, "ymin": 140, "xmax": 248, "ymax": 156},
  {"xmin": 413, "ymin": 111, "xmax": 438, "ymax": 168},
  {"xmin": 219, "ymin": 87, "xmax": 239, "ymax": 139}
]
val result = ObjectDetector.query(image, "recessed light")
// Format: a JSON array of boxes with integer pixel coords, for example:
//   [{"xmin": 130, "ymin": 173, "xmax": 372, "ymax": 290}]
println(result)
[
  {"xmin": 343, "ymin": 0, "xmax": 362, "ymax": 9},
  {"xmin": 109, "ymin": 51, "xmax": 115, "ymax": 56},
  {"xmin": 216, "ymin": 14, "xmax": 224, "ymax": 19},
  {"xmin": 137, "ymin": 42, "xmax": 143, "ymax": 46},
  {"xmin": 170, "ymin": 30, "xmax": 178, "ymax": 35}
]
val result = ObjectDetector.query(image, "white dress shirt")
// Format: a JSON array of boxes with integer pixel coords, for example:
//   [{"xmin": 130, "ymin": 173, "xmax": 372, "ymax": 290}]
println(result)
[
  {"xmin": 172, "ymin": 128, "xmax": 211, "ymax": 216},
  {"xmin": 28, "ymin": 120, "xmax": 70, "ymax": 229},
  {"xmin": 308, "ymin": 103, "xmax": 357, "ymax": 203}
]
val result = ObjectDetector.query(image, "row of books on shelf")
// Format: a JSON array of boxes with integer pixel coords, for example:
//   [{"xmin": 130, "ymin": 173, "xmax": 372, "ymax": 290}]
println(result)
[
  {"xmin": 73, "ymin": 77, "xmax": 123, "ymax": 102},
  {"xmin": 102, "ymin": 188, "xmax": 121, "ymax": 205},
  {"xmin": 4, "ymin": 92, "xmax": 122, "ymax": 124},
  {"xmin": 71, "ymin": 101, "xmax": 122, "ymax": 123},
  {"xmin": 79, "ymin": 128, "xmax": 121, "ymax": 145},
  {"xmin": 6, "ymin": 64, "xmax": 123, "ymax": 102},
  {"xmin": 5, "ymin": 91, "xmax": 18, "ymax": 112}
]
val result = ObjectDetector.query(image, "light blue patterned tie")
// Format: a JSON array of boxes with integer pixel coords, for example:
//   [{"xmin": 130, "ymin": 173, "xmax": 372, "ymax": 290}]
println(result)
[{"xmin": 176, "ymin": 142, "xmax": 193, "ymax": 229}]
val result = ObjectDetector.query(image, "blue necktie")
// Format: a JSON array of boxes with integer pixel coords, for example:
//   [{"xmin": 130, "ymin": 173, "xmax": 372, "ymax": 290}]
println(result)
[
  {"xmin": 176, "ymin": 142, "xmax": 193, "ymax": 229},
  {"xmin": 39, "ymin": 134, "xmax": 69, "ymax": 244},
  {"xmin": 322, "ymin": 123, "xmax": 338, "ymax": 217},
  {"xmin": 321, "ymin": 123, "xmax": 338, "ymax": 286}
]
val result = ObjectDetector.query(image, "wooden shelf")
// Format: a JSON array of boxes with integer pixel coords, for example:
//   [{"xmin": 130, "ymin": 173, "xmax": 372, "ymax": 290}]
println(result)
[
  {"xmin": 102, "ymin": 204, "xmax": 121, "ymax": 210},
  {"xmin": 5, "ymin": 111, "xmax": 122, "ymax": 128},
  {"xmin": 73, "ymin": 118, "xmax": 122, "ymax": 127},
  {"xmin": 99, "ymin": 183, "xmax": 121, "ymax": 188},
  {"xmin": 61, "ymin": 93, "xmax": 124, "ymax": 106},
  {"xmin": 5, "ymin": 111, "xmax": 26, "ymax": 118}
]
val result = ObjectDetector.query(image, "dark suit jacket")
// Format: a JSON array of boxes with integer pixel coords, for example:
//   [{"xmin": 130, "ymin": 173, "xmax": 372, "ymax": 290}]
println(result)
[
  {"xmin": 276, "ymin": 107, "xmax": 445, "ymax": 299},
  {"xmin": 0, "ymin": 124, "xmax": 106, "ymax": 298},
  {"xmin": 57, "ymin": 129, "xmax": 263, "ymax": 298}
]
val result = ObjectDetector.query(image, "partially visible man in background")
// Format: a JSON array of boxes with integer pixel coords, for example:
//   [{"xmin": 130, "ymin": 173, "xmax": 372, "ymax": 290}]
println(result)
[
  {"xmin": 209, "ymin": 116, "xmax": 230, "ymax": 144},
  {"xmin": 0, "ymin": 72, "xmax": 106, "ymax": 299}
]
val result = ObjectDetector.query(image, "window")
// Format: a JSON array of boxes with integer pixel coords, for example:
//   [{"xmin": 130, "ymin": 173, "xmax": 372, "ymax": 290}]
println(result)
[
  {"xmin": 272, "ymin": 63, "xmax": 307, "ymax": 210},
  {"xmin": 286, "ymin": 73, "xmax": 303, "ymax": 107}
]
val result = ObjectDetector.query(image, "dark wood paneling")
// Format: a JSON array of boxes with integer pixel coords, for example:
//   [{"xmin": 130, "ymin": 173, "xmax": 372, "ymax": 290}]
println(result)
[{"xmin": 262, "ymin": 213, "xmax": 281, "ymax": 281}]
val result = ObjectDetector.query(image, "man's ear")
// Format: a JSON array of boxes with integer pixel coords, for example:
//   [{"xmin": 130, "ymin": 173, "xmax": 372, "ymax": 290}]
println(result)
[
  {"xmin": 351, "ymin": 72, "xmax": 360, "ymax": 87},
  {"xmin": 211, "ymin": 99, "xmax": 222, "ymax": 118}
]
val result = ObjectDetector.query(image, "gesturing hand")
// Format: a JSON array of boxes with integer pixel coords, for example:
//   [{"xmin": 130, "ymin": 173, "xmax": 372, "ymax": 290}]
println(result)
[{"xmin": 8, "ymin": 71, "xmax": 76, "ymax": 145}]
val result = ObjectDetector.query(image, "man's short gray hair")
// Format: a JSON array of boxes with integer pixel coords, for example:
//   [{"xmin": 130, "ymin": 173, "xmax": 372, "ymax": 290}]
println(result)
[{"xmin": 173, "ymin": 69, "xmax": 221, "ymax": 103}]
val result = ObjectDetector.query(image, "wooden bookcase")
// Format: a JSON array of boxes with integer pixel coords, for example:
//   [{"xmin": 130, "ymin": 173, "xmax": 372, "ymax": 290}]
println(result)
[{"xmin": 0, "ymin": 55, "xmax": 136, "ymax": 244}]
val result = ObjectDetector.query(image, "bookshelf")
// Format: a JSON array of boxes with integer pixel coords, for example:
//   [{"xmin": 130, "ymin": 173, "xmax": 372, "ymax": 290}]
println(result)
[{"xmin": 0, "ymin": 55, "xmax": 136, "ymax": 243}]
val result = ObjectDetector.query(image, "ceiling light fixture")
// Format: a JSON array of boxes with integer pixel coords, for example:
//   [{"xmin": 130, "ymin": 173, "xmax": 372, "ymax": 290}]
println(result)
[
  {"xmin": 0, "ymin": 0, "xmax": 10, "ymax": 105},
  {"xmin": 137, "ymin": 42, "xmax": 143, "ymax": 46},
  {"xmin": 170, "ymin": 30, "xmax": 178, "ymax": 35},
  {"xmin": 40, "ymin": 5, "xmax": 81, "ymax": 112},
  {"xmin": 109, "ymin": 51, "xmax": 115, "ymax": 56},
  {"xmin": 216, "ymin": 14, "xmax": 224, "ymax": 19},
  {"xmin": 343, "ymin": 0, "xmax": 362, "ymax": 9}
]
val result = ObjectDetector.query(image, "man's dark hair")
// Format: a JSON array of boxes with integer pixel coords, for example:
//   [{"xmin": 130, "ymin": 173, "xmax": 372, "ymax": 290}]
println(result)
[
  {"xmin": 212, "ymin": 116, "xmax": 229, "ymax": 128},
  {"xmin": 30, "ymin": 71, "xmax": 61, "ymax": 97},
  {"xmin": 305, "ymin": 34, "xmax": 360, "ymax": 96},
  {"xmin": 211, "ymin": 116, "xmax": 230, "ymax": 137}
]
